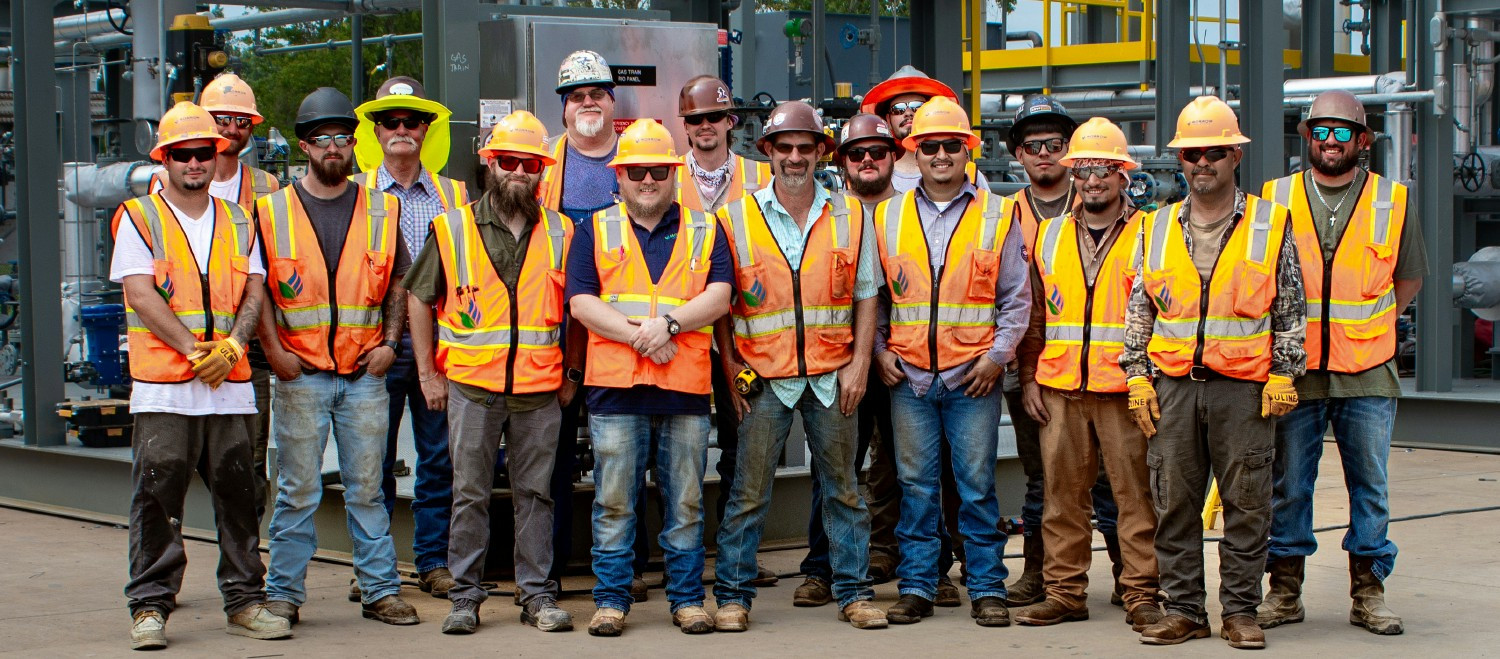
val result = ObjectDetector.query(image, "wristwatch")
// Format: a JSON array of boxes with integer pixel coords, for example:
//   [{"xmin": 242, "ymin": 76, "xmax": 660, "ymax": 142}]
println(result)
[
  {"xmin": 381, "ymin": 339, "xmax": 401, "ymax": 355},
  {"xmin": 565, "ymin": 368, "xmax": 584, "ymax": 383},
  {"xmin": 663, "ymin": 314, "xmax": 681, "ymax": 336}
]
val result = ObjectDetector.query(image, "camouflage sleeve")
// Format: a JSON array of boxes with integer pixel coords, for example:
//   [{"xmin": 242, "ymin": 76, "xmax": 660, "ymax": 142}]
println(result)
[
  {"xmin": 1269, "ymin": 228, "xmax": 1308, "ymax": 378},
  {"xmin": 1119, "ymin": 238, "xmax": 1157, "ymax": 380}
]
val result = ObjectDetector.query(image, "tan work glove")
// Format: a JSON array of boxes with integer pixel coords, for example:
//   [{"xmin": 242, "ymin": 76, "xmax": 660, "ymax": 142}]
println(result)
[
  {"xmin": 1127, "ymin": 376, "xmax": 1160, "ymax": 438},
  {"xmin": 1261, "ymin": 373, "xmax": 1299, "ymax": 418},
  {"xmin": 189, "ymin": 336, "xmax": 244, "ymax": 389}
]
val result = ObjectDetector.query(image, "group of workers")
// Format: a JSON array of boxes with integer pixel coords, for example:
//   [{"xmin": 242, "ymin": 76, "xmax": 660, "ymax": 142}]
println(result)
[{"xmin": 112, "ymin": 46, "xmax": 1423, "ymax": 652}]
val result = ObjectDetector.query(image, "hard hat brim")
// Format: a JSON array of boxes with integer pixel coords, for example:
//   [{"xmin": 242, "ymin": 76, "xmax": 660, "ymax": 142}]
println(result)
[
  {"xmin": 149, "ymin": 133, "xmax": 230, "ymax": 163},
  {"xmin": 557, "ymin": 79, "xmax": 617, "ymax": 95},
  {"xmin": 1059, "ymin": 152, "xmax": 1140, "ymax": 170},
  {"xmin": 200, "ymin": 105, "xmax": 264, "ymax": 125},
  {"xmin": 860, "ymin": 78, "xmax": 959, "ymax": 115},
  {"xmin": 901, "ymin": 131, "xmax": 981, "ymax": 152},
  {"xmin": 607, "ymin": 155, "xmax": 684, "ymax": 168},
  {"xmin": 1165, "ymin": 133, "xmax": 1251, "ymax": 148},
  {"xmin": 355, "ymin": 95, "xmax": 452, "ymax": 123},
  {"xmin": 478, "ymin": 145, "xmax": 557, "ymax": 166},
  {"xmin": 353, "ymin": 108, "xmax": 453, "ymax": 175}
]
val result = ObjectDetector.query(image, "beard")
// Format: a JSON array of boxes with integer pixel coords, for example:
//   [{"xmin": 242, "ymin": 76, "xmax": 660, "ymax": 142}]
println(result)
[
  {"xmin": 310, "ymin": 152, "xmax": 353, "ymax": 186},
  {"xmin": 624, "ymin": 192, "xmax": 672, "ymax": 221},
  {"xmin": 575, "ymin": 113, "xmax": 606, "ymax": 138},
  {"xmin": 1030, "ymin": 165, "xmax": 1066, "ymax": 188},
  {"xmin": 1082, "ymin": 195, "xmax": 1115, "ymax": 214},
  {"xmin": 848, "ymin": 168, "xmax": 892, "ymax": 197},
  {"xmin": 488, "ymin": 171, "xmax": 542, "ymax": 221},
  {"xmin": 182, "ymin": 177, "xmax": 208, "ymax": 191},
  {"xmin": 1189, "ymin": 167, "xmax": 1225, "ymax": 196},
  {"xmin": 1308, "ymin": 146, "xmax": 1360, "ymax": 177}
]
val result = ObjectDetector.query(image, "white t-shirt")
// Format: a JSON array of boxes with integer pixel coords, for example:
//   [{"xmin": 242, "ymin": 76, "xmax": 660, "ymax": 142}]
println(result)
[
  {"xmin": 109, "ymin": 196, "xmax": 265, "ymax": 415},
  {"xmin": 209, "ymin": 166, "xmax": 243, "ymax": 203}
]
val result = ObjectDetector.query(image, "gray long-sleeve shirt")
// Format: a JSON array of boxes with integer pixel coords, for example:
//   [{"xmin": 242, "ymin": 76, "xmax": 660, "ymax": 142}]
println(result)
[{"xmin": 874, "ymin": 181, "xmax": 1033, "ymax": 397}]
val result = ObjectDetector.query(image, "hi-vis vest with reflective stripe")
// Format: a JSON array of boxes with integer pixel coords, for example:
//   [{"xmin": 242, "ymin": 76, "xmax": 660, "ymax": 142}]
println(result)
[
  {"xmin": 432, "ymin": 203, "xmax": 572, "ymax": 394},
  {"xmin": 1033, "ymin": 209, "xmax": 1145, "ymax": 393},
  {"xmin": 677, "ymin": 155, "xmax": 772, "ymax": 213},
  {"xmin": 1263, "ymin": 172, "xmax": 1406, "ymax": 374},
  {"xmin": 587, "ymin": 203, "xmax": 717, "ymax": 394},
  {"xmin": 148, "ymin": 164, "xmax": 279, "ymax": 208},
  {"xmin": 1009, "ymin": 186, "xmax": 1065, "ymax": 262},
  {"xmin": 539, "ymin": 135, "xmax": 621, "ymax": 214},
  {"xmin": 351, "ymin": 169, "xmax": 469, "ymax": 214},
  {"xmin": 1139, "ymin": 195, "xmax": 1288, "ymax": 382},
  {"xmin": 114, "ymin": 194, "xmax": 254, "ymax": 384},
  {"xmin": 874, "ymin": 189, "xmax": 1016, "ymax": 371},
  {"xmin": 720, "ymin": 193, "xmax": 861, "ymax": 379},
  {"xmin": 256, "ymin": 185, "xmax": 399, "ymax": 375}
]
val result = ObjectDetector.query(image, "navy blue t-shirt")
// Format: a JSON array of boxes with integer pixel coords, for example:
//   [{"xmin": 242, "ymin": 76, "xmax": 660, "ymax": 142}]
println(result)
[{"xmin": 565, "ymin": 203, "xmax": 734, "ymax": 415}]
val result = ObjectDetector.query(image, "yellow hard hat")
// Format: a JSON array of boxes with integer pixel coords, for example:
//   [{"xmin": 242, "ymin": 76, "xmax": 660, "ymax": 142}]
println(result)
[
  {"xmin": 198, "ymin": 73, "xmax": 263, "ymax": 124},
  {"xmin": 608, "ymin": 119, "xmax": 681, "ymax": 168},
  {"xmin": 478, "ymin": 111, "xmax": 555, "ymax": 165},
  {"xmin": 1167, "ymin": 95, "xmax": 1251, "ymax": 148},
  {"xmin": 1059, "ymin": 117, "xmax": 1139, "ymax": 170},
  {"xmin": 901, "ymin": 96, "xmax": 980, "ymax": 151},
  {"xmin": 150, "ymin": 101, "xmax": 230, "ymax": 162}
]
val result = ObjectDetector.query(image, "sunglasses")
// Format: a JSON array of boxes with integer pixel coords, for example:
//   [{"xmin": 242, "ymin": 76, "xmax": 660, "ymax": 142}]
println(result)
[
  {"xmin": 772, "ymin": 142, "xmax": 819, "ymax": 156},
  {"xmin": 376, "ymin": 114, "xmax": 431, "ymax": 131},
  {"xmin": 888, "ymin": 100, "xmax": 925, "ymax": 115},
  {"xmin": 844, "ymin": 145, "xmax": 892, "ymax": 162},
  {"xmin": 495, "ymin": 155, "xmax": 544, "ymax": 174},
  {"xmin": 212, "ymin": 115, "xmax": 253, "ymax": 129},
  {"xmin": 566, "ymin": 88, "xmax": 611, "ymax": 104},
  {"xmin": 624, "ymin": 166, "xmax": 672, "ymax": 182},
  {"xmin": 918, "ymin": 139, "xmax": 966, "ymax": 156},
  {"xmin": 1021, "ymin": 138, "xmax": 1066, "ymax": 155},
  {"xmin": 684, "ymin": 111, "xmax": 731, "ymax": 126},
  {"xmin": 1071, "ymin": 164, "xmax": 1122, "ymax": 180},
  {"xmin": 1179, "ymin": 147, "xmax": 1233, "ymax": 164},
  {"xmin": 307, "ymin": 134, "xmax": 354, "ymax": 148},
  {"xmin": 167, "ymin": 146, "xmax": 218, "ymax": 164},
  {"xmin": 1310, "ymin": 125, "xmax": 1357, "ymax": 143}
]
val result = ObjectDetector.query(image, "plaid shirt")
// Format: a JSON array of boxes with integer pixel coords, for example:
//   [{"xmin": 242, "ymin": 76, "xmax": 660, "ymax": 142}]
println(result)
[{"xmin": 375, "ymin": 165, "xmax": 447, "ymax": 258}]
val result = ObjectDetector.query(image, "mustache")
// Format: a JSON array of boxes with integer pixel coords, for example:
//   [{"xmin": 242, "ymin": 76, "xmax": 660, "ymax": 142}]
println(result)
[
  {"xmin": 385, "ymin": 135, "xmax": 418, "ymax": 147},
  {"xmin": 1191, "ymin": 166, "xmax": 1214, "ymax": 176}
]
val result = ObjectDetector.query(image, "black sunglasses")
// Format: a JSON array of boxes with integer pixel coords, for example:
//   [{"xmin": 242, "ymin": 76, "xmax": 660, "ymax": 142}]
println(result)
[
  {"xmin": 625, "ymin": 166, "xmax": 672, "ymax": 182},
  {"xmin": 844, "ymin": 145, "xmax": 892, "ymax": 161},
  {"xmin": 566, "ymin": 89, "xmax": 611, "ymax": 104},
  {"xmin": 918, "ymin": 139, "xmax": 965, "ymax": 156},
  {"xmin": 1310, "ymin": 126, "xmax": 1357, "ymax": 143},
  {"xmin": 773, "ymin": 142, "xmax": 819, "ymax": 156},
  {"xmin": 888, "ymin": 100, "xmax": 925, "ymax": 115},
  {"xmin": 212, "ymin": 115, "xmax": 253, "ymax": 129},
  {"xmin": 684, "ymin": 111, "xmax": 731, "ymax": 126},
  {"xmin": 1179, "ymin": 147, "xmax": 1233, "ymax": 164},
  {"xmin": 307, "ymin": 134, "xmax": 354, "ymax": 148},
  {"xmin": 496, "ymin": 155, "xmax": 544, "ymax": 174},
  {"xmin": 376, "ymin": 114, "xmax": 432, "ymax": 131},
  {"xmin": 1071, "ymin": 164, "xmax": 1122, "ymax": 180},
  {"xmin": 1021, "ymin": 138, "xmax": 1066, "ymax": 155},
  {"xmin": 167, "ymin": 146, "xmax": 218, "ymax": 164}
]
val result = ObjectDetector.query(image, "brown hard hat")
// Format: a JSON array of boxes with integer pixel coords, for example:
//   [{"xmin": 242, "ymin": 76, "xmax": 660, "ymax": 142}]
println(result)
[
  {"xmin": 679, "ymin": 75, "xmax": 734, "ymax": 116},
  {"xmin": 836, "ymin": 113, "xmax": 904, "ymax": 159},
  {"xmin": 1298, "ymin": 89, "xmax": 1368, "ymax": 135},
  {"xmin": 757, "ymin": 101, "xmax": 836, "ymax": 156}
]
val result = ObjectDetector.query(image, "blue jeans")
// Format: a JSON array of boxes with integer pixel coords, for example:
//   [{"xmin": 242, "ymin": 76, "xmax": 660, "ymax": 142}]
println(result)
[
  {"xmin": 589, "ymin": 413, "xmax": 710, "ymax": 614},
  {"xmin": 381, "ymin": 332, "xmax": 452, "ymax": 573},
  {"xmin": 1270, "ymin": 396, "xmax": 1399, "ymax": 579},
  {"xmin": 267, "ymin": 372, "xmax": 402, "ymax": 605},
  {"xmin": 716, "ymin": 387, "xmax": 872, "ymax": 608},
  {"xmin": 890, "ymin": 377, "xmax": 1009, "ymax": 600}
]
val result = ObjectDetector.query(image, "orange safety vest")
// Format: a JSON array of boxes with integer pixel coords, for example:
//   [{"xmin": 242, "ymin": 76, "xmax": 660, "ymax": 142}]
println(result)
[
  {"xmin": 1009, "ymin": 186, "xmax": 1073, "ymax": 262},
  {"xmin": 431, "ymin": 203, "xmax": 572, "ymax": 394},
  {"xmin": 719, "ymin": 193, "xmax": 860, "ymax": 379},
  {"xmin": 1263, "ymin": 172, "xmax": 1406, "ymax": 374},
  {"xmin": 351, "ymin": 169, "xmax": 469, "ymax": 213},
  {"xmin": 539, "ymin": 135, "xmax": 620, "ymax": 214},
  {"xmin": 1033, "ymin": 209, "xmax": 1146, "ymax": 393},
  {"xmin": 677, "ymin": 155, "xmax": 772, "ymax": 213},
  {"xmin": 114, "ymin": 194, "xmax": 254, "ymax": 384},
  {"xmin": 585, "ymin": 203, "xmax": 717, "ymax": 394},
  {"xmin": 874, "ymin": 189, "xmax": 1016, "ymax": 371},
  {"xmin": 256, "ymin": 184, "xmax": 400, "ymax": 375},
  {"xmin": 148, "ymin": 163, "xmax": 279, "ymax": 208},
  {"xmin": 1139, "ymin": 195, "xmax": 1288, "ymax": 382}
]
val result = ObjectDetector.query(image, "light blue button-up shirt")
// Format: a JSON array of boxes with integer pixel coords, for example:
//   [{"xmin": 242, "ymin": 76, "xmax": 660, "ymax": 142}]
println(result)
[{"xmin": 751, "ymin": 185, "xmax": 880, "ymax": 409}]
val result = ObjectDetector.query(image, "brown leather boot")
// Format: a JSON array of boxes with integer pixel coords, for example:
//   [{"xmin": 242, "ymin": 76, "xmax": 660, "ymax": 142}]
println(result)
[
  {"xmin": 793, "ymin": 577, "xmax": 833, "ymax": 606},
  {"xmin": 1013, "ymin": 598, "xmax": 1088, "ymax": 626},
  {"xmin": 1349, "ymin": 555, "xmax": 1403, "ymax": 635},
  {"xmin": 1103, "ymin": 532, "xmax": 1126, "ymax": 607},
  {"xmin": 1004, "ymin": 533, "xmax": 1045, "ymax": 607},
  {"xmin": 1126, "ymin": 602, "xmax": 1164, "ymax": 632},
  {"xmin": 1220, "ymin": 614, "xmax": 1266, "ymax": 649},
  {"xmin": 1139, "ymin": 614, "xmax": 1211, "ymax": 645},
  {"xmin": 418, "ymin": 567, "xmax": 458, "ymax": 599},
  {"xmin": 838, "ymin": 600, "xmax": 889, "ymax": 629},
  {"xmin": 1256, "ymin": 556, "xmax": 1305, "ymax": 628}
]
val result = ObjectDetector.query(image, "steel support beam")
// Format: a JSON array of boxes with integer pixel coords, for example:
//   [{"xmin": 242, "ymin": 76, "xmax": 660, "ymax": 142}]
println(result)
[
  {"xmin": 910, "ymin": 0, "xmax": 964, "ymax": 109},
  {"xmin": 422, "ymin": 0, "xmax": 481, "ymax": 182},
  {"xmin": 351, "ymin": 12, "xmax": 365, "ymax": 105},
  {"xmin": 1300, "ymin": 0, "xmax": 1334, "ymax": 78},
  {"xmin": 1416, "ymin": 0, "xmax": 1455, "ymax": 392},
  {"xmin": 1240, "ymin": 0, "xmax": 1286, "ymax": 188},
  {"xmin": 11, "ymin": 1, "xmax": 67, "ymax": 446},
  {"xmin": 1154, "ymin": 0, "xmax": 1192, "ymax": 150},
  {"xmin": 1370, "ymin": 0, "xmax": 1405, "ymax": 77}
]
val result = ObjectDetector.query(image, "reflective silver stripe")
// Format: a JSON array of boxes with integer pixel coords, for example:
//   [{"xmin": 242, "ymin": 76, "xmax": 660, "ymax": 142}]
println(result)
[
  {"xmin": 734, "ymin": 306, "xmax": 850, "ymax": 338},
  {"xmin": 542, "ymin": 209, "xmax": 567, "ymax": 270},
  {"xmin": 1148, "ymin": 203, "xmax": 1181, "ymax": 272},
  {"xmin": 438, "ymin": 326, "xmax": 561, "ymax": 349},
  {"xmin": 338, "ymin": 306, "xmax": 381, "ymax": 329},
  {"xmin": 222, "ymin": 200, "xmax": 253, "ymax": 257},
  {"xmin": 1245, "ymin": 199, "xmax": 1274, "ymax": 265},
  {"xmin": 1044, "ymin": 323, "xmax": 1126, "ymax": 345},
  {"xmin": 352, "ymin": 171, "xmax": 372, "ymax": 188},
  {"xmin": 1152, "ymin": 315, "xmax": 1268, "ymax": 340},
  {"xmin": 211, "ymin": 310, "xmax": 238, "ymax": 330},
  {"xmin": 1370, "ymin": 174, "xmax": 1395, "ymax": 245},
  {"xmin": 599, "ymin": 204, "xmax": 629, "ymax": 253},
  {"xmin": 366, "ymin": 188, "xmax": 390, "ymax": 252},
  {"xmin": 686, "ymin": 210, "xmax": 710, "ymax": 269},
  {"xmin": 726, "ymin": 200, "xmax": 754, "ymax": 266},
  {"xmin": 436, "ymin": 176, "xmax": 457, "ymax": 211},
  {"xmin": 1306, "ymin": 299, "xmax": 1325, "ymax": 323},
  {"xmin": 1152, "ymin": 316, "xmax": 1196, "ymax": 339},
  {"xmin": 1328, "ymin": 289, "xmax": 1396, "ymax": 323},
  {"xmin": 277, "ymin": 305, "xmax": 331, "ymax": 330},
  {"xmin": 890, "ymin": 303, "xmax": 993, "ymax": 326},
  {"xmin": 1036, "ymin": 215, "xmax": 1068, "ymax": 275},
  {"xmin": 441, "ymin": 207, "xmax": 473, "ymax": 290},
  {"xmin": 1269, "ymin": 177, "xmax": 1293, "ymax": 207},
  {"xmin": 978, "ymin": 191, "xmax": 1005, "ymax": 251},
  {"xmin": 884, "ymin": 192, "xmax": 908, "ymax": 256},
  {"xmin": 828, "ymin": 195, "xmax": 851, "ymax": 249},
  {"xmin": 1045, "ymin": 324, "xmax": 1084, "ymax": 343},
  {"xmin": 251, "ymin": 168, "xmax": 274, "ymax": 197},
  {"xmin": 131, "ymin": 198, "xmax": 168, "ymax": 260},
  {"xmin": 268, "ymin": 190, "xmax": 293, "ymax": 258},
  {"xmin": 1090, "ymin": 324, "xmax": 1126, "ymax": 344},
  {"xmin": 126, "ymin": 310, "xmax": 209, "ymax": 332}
]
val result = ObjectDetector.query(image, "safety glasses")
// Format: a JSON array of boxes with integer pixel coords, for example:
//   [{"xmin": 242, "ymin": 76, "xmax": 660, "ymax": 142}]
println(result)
[
  {"xmin": 1310, "ymin": 125, "xmax": 1357, "ymax": 143},
  {"xmin": 566, "ymin": 88, "xmax": 611, "ymax": 104},
  {"xmin": 684, "ymin": 111, "xmax": 731, "ymax": 126},
  {"xmin": 1070, "ymin": 164, "xmax": 1122, "ymax": 180},
  {"xmin": 624, "ymin": 166, "xmax": 672, "ymax": 182},
  {"xmin": 918, "ymin": 139, "xmax": 965, "ymax": 156},
  {"xmin": 1021, "ymin": 138, "xmax": 1066, "ymax": 155},
  {"xmin": 772, "ymin": 142, "xmax": 819, "ymax": 156},
  {"xmin": 496, "ymin": 155, "xmax": 544, "ymax": 174},
  {"xmin": 307, "ymin": 134, "xmax": 354, "ymax": 149},
  {"xmin": 167, "ymin": 146, "xmax": 217, "ymax": 164},
  {"xmin": 888, "ymin": 100, "xmax": 925, "ymax": 115},
  {"xmin": 1179, "ymin": 147, "xmax": 1233, "ymax": 164},
  {"xmin": 376, "ymin": 114, "xmax": 431, "ymax": 131},
  {"xmin": 844, "ymin": 145, "xmax": 892, "ymax": 162},
  {"xmin": 212, "ymin": 115, "xmax": 253, "ymax": 129}
]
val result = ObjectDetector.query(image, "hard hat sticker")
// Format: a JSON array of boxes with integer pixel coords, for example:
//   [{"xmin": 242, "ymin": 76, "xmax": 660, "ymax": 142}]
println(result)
[
  {"xmin": 389, "ymin": 83, "xmax": 415, "ymax": 96},
  {"xmin": 716, "ymin": 86, "xmax": 730, "ymax": 103}
]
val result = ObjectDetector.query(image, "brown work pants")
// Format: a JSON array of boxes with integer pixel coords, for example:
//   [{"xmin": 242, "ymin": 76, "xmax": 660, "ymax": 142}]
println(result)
[{"xmin": 1039, "ymin": 387, "xmax": 1159, "ymax": 610}]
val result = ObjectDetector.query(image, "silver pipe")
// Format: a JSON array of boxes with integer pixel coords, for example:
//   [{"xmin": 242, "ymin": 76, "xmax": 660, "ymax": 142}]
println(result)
[
  {"xmin": 259, "ymin": 32, "xmax": 421, "ymax": 56},
  {"xmin": 1282, "ymin": 71, "xmax": 1408, "ymax": 96},
  {"xmin": 53, "ymin": 8, "xmax": 130, "ymax": 41},
  {"xmin": 1383, "ymin": 103, "xmax": 1415, "ymax": 185},
  {"xmin": 1471, "ymin": 19, "xmax": 1495, "ymax": 147},
  {"xmin": 55, "ymin": 2, "xmax": 420, "ymax": 55},
  {"xmin": 868, "ymin": 0, "xmax": 880, "ymax": 86}
]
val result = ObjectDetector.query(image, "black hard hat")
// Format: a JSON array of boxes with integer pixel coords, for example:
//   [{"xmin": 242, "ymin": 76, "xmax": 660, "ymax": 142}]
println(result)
[
  {"xmin": 1007, "ymin": 94, "xmax": 1077, "ymax": 153},
  {"xmin": 294, "ymin": 87, "xmax": 358, "ymax": 140}
]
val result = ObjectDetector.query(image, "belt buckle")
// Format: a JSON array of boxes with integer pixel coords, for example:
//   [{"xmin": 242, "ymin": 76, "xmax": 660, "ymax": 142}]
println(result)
[{"xmin": 1189, "ymin": 365, "xmax": 1210, "ymax": 382}]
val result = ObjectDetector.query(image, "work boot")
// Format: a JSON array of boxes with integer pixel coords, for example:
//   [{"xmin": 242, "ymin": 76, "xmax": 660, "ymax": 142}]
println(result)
[
  {"xmin": 442, "ymin": 599, "xmax": 480, "ymax": 635},
  {"xmin": 838, "ymin": 600, "xmax": 889, "ymax": 629},
  {"xmin": 130, "ymin": 610, "xmax": 167, "ymax": 651},
  {"xmin": 226, "ymin": 603, "xmax": 292, "ymax": 640},
  {"xmin": 361, "ymin": 594, "xmax": 420, "ymax": 625},
  {"xmin": 1139, "ymin": 614, "xmax": 1211, "ymax": 645},
  {"xmin": 1220, "ymin": 614, "xmax": 1267, "ymax": 649},
  {"xmin": 263, "ymin": 600, "xmax": 299, "ymax": 626},
  {"xmin": 1349, "ymin": 555, "xmax": 1404, "ymax": 635},
  {"xmin": 714, "ymin": 603, "xmax": 749, "ymax": 632},
  {"xmin": 1103, "ymin": 531, "xmax": 1126, "ymax": 607},
  {"xmin": 886, "ymin": 594, "xmax": 935, "ymax": 624},
  {"xmin": 418, "ymin": 567, "xmax": 458, "ymax": 599},
  {"xmin": 970, "ymin": 596, "xmax": 1011, "ymax": 627},
  {"xmin": 935, "ymin": 575, "xmax": 962, "ymax": 607},
  {"xmin": 672, "ymin": 605, "xmax": 714, "ymax": 634},
  {"xmin": 347, "ymin": 578, "xmax": 361, "ymax": 603},
  {"xmin": 793, "ymin": 577, "xmax": 833, "ymax": 607},
  {"xmin": 867, "ymin": 552, "xmax": 899, "ymax": 584},
  {"xmin": 521, "ymin": 597, "xmax": 573, "ymax": 632},
  {"xmin": 630, "ymin": 576, "xmax": 649, "ymax": 602},
  {"xmin": 1256, "ymin": 556, "xmax": 1305, "ymax": 628},
  {"xmin": 749, "ymin": 565, "xmax": 779, "ymax": 586},
  {"xmin": 587, "ymin": 607, "xmax": 626, "ymax": 637},
  {"xmin": 1005, "ymin": 533, "xmax": 1045, "ymax": 607},
  {"xmin": 1126, "ymin": 602, "xmax": 1165, "ymax": 632},
  {"xmin": 1014, "ymin": 598, "xmax": 1088, "ymax": 626}
]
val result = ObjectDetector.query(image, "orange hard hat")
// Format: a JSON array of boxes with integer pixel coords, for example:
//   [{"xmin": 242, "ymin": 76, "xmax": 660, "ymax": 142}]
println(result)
[
  {"xmin": 901, "ymin": 96, "xmax": 980, "ymax": 151},
  {"xmin": 1167, "ymin": 95, "xmax": 1251, "ymax": 148},
  {"xmin": 198, "ymin": 73, "xmax": 263, "ymax": 124},
  {"xmin": 608, "ymin": 119, "xmax": 682, "ymax": 168},
  {"xmin": 151, "ymin": 101, "xmax": 230, "ymax": 162},
  {"xmin": 478, "ymin": 111, "xmax": 555, "ymax": 165},
  {"xmin": 1059, "ymin": 117, "xmax": 1139, "ymax": 169},
  {"xmin": 860, "ymin": 65, "xmax": 959, "ymax": 115}
]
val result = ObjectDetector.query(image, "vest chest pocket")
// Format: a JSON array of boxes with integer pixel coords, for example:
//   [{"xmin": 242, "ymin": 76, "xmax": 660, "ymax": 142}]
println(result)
[
  {"xmin": 544, "ymin": 269, "xmax": 567, "ymax": 326},
  {"xmin": 1360, "ymin": 243, "xmax": 1395, "ymax": 298},
  {"xmin": 829, "ymin": 247, "xmax": 856, "ymax": 302},
  {"xmin": 270, "ymin": 258, "xmax": 309, "ymax": 307},
  {"xmin": 229, "ymin": 255, "xmax": 250, "ymax": 307},
  {"xmin": 951, "ymin": 324, "xmax": 993, "ymax": 347},
  {"xmin": 967, "ymin": 249, "xmax": 1000, "ymax": 301},
  {"xmin": 363, "ymin": 250, "xmax": 392, "ymax": 304},
  {"xmin": 1231, "ymin": 259, "xmax": 1274, "ymax": 318}
]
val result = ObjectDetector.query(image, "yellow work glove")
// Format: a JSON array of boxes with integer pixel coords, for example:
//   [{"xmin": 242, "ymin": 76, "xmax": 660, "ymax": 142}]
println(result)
[
  {"xmin": 1126, "ymin": 376, "xmax": 1160, "ymax": 438},
  {"xmin": 190, "ymin": 336, "xmax": 244, "ymax": 390},
  {"xmin": 1261, "ymin": 373, "xmax": 1299, "ymax": 418}
]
